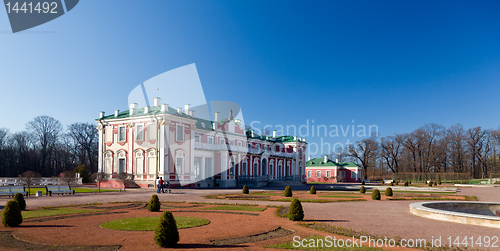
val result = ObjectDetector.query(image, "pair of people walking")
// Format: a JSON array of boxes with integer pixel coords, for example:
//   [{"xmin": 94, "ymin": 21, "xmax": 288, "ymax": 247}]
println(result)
[{"xmin": 156, "ymin": 177, "xmax": 171, "ymax": 193}]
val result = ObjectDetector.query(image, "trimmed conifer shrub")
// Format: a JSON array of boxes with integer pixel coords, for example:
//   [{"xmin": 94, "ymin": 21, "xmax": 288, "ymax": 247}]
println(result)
[
  {"xmin": 2, "ymin": 200, "xmax": 23, "ymax": 227},
  {"xmin": 371, "ymin": 189, "xmax": 381, "ymax": 200},
  {"xmin": 390, "ymin": 182, "xmax": 394, "ymax": 186},
  {"xmin": 409, "ymin": 180, "xmax": 412, "ymax": 184},
  {"xmin": 385, "ymin": 187, "xmax": 393, "ymax": 196},
  {"xmin": 438, "ymin": 180, "xmax": 442, "ymax": 185},
  {"xmin": 287, "ymin": 198, "xmax": 304, "ymax": 221},
  {"xmin": 13, "ymin": 193, "xmax": 26, "ymax": 211},
  {"xmin": 360, "ymin": 186, "xmax": 366, "ymax": 193},
  {"xmin": 428, "ymin": 181, "xmax": 433, "ymax": 187},
  {"xmin": 154, "ymin": 210, "xmax": 179, "ymax": 247},
  {"xmin": 148, "ymin": 194, "xmax": 161, "ymax": 212},
  {"xmin": 242, "ymin": 185, "xmax": 249, "ymax": 194},
  {"xmin": 309, "ymin": 186, "xmax": 316, "ymax": 194},
  {"xmin": 361, "ymin": 180, "xmax": 365, "ymax": 185},
  {"xmin": 395, "ymin": 181, "xmax": 399, "ymax": 186},
  {"xmin": 284, "ymin": 186, "xmax": 293, "ymax": 197},
  {"xmin": 381, "ymin": 180, "xmax": 385, "ymax": 185}
]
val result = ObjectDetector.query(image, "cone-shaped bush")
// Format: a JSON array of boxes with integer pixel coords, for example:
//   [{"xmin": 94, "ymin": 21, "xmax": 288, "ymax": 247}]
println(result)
[
  {"xmin": 242, "ymin": 185, "xmax": 249, "ymax": 194},
  {"xmin": 438, "ymin": 180, "xmax": 442, "ymax": 185},
  {"xmin": 154, "ymin": 210, "xmax": 179, "ymax": 247},
  {"xmin": 148, "ymin": 194, "xmax": 161, "ymax": 212},
  {"xmin": 361, "ymin": 180, "xmax": 365, "ymax": 185},
  {"xmin": 381, "ymin": 180, "xmax": 385, "ymax": 185},
  {"xmin": 284, "ymin": 186, "xmax": 293, "ymax": 197},
  {"xmin": 2, "ymin": 200, "xmax": 23, "ymax": 227},
  {"xmin": 372, "ymin": 189, "xmax": 381, "ymax": 200},
  {"xmin": 404, "ymin": 181, "xmax": 409, "ymax": 186},
  {"xmin": 360, "ymin": 186, "xmax": 366, "ymax": 193},
  {"xmin": 395, "ymin": 181, "xmax": 399, "ymax": 186},
  {"xmin": 287, "ymin": 198, "xmax": 304, "ymax": 221},
  {"xmin": 428, "ymin": 182, "xmax": 433, "ymax": 187},
  {"xmin": 13, "ymin": 193, "xmax": 26, "ymax": 211},
  {"xmin": 385, "ymin": 187, "xmax": 393, "ymax": 196},
  {"xmin": 309, "ymin": 186, "xmax": 316, "ymax": 194}
]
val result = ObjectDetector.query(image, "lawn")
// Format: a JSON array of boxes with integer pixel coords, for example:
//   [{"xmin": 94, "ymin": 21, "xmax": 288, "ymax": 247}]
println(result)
[
  {"xmin": 100, "ymin": 216, "xmax": 210, "ymax": 231},
  {"xmin": 22, "ymin": 208, "xmax": 104, "ymax": 219},
  {"xmin": 24, "ymin": 187, "xmax": 119, "ymax": 195},
  {"xmin": 267, "ymin": 235, "xmax": 385, "ymax": 250},
  {"xmin": 317, "ymin": 195, "xmax": 363, "ymax": 198},
  {"xmin": 204, "ymin": 205, "xmax": 266, "ymax": 212}
]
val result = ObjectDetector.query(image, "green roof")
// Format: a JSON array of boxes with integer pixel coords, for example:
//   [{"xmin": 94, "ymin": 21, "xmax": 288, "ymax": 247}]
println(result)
[
  {"xmin": 96, "ymin": 106, "xmax": 306, "ymax": 144},
  {"xmin": 306, "ymin": 158, "xmax": 359, "ymax": 168}
]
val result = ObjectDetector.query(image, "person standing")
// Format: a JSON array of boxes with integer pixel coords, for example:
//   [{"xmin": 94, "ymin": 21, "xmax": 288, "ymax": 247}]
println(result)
[{"xmin": 158, "ymin": 177, "xmax": 165, "ymax": 193}]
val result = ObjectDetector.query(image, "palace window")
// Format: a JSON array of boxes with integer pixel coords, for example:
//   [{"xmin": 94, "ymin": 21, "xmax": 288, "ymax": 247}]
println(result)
[
  {"xmin": 118, "ymin": 126, "xmax": 126, "ymax": 142},
  {"xmin": 326, "ymin": 170, "xmax": 331, "ymax": 178},
  {"xmin": 136, "ymin": 125, "xmax": 144, "ymax": 141},
  {"xmin": 208, "ymin": 136, "xmax": 213, "ymax": 144},
  {"xmin": 195, "ymin": 135, "xmax": 200, "ymax": 143},
  {"xmin": 176, "ymin": 125, "xmax": 184, "ymax": 141},
  {"xmin": 316, "ymin": 170, "xmax": 321, "ymax": 178},
  {"xmin": 351, "ymin": 171, "xmax": 356, "ymax": 179},
  {"xmin": 307, "ymin": 170, "xmax": 311, "ymax": 178}
]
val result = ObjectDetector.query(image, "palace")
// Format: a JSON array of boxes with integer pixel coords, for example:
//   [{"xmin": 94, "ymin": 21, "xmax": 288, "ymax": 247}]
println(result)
[{"xmin": 96, "ymin": 98, "xmax": 308, "ymax": 188}]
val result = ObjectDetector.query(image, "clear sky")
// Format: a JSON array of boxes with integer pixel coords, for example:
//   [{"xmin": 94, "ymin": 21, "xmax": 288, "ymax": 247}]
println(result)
[{"xmin": 1, "ymin": 0, "xmax": 499, "ymax": 157}]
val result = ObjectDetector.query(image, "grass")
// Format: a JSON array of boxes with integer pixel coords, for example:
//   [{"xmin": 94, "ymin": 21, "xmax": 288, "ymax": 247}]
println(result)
[
  {"xmin": 100, "ymin": 216, "xmax": 209, "ymax": 231},
  {"xmin": 317, "ymin": 195, "xmax": 363, "ymax": 198},
  {"xmin": 392, "ymin": 191, "xmax": 456, "ymax": 194},
  {"xmin": 25, "ymin": 187, "xmax": 119, "ymax": 195},
  {"xmin": 267, "ymin": 235, "xmax": 385, "ymax": 250},
  {"xmin": 203, "ymin": 205, "xmax": 266, "ymax": 212},
  {"xmin": 22, "ymin": 208, "xmax": 103, "ymax": 219}
]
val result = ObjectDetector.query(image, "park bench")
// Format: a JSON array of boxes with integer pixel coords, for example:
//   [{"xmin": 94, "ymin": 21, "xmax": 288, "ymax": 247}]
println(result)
[
  {"xmin": 0, "ymin": 186, "xmax": 28, "ymax": 197},
  {"xmin": 46, "ymin": 185, "xmax": 75, "ymax": 196}
]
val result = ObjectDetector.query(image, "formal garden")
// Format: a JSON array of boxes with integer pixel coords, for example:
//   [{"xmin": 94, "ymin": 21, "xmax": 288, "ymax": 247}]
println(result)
[{"xmin": 0, "ymin": 185, "xmax": 483, "ymax": 251}]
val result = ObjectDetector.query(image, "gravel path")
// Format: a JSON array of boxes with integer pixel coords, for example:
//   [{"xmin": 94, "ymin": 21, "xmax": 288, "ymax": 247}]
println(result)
[{"xmin": 1, "ymin": 185, "xmax": 499, "ymax": 250}]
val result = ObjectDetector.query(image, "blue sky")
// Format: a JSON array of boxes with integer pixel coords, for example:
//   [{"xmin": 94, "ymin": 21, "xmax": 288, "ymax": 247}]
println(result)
[{"xmin": 1, "ymin": 0, "xmax": 499, "ymax": 157}]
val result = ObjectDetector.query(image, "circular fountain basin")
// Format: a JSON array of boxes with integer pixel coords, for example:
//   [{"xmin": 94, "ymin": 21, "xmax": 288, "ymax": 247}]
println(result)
[{"xmin": 410, "ymin": 202, "xmax": 500, "ymax": 229}]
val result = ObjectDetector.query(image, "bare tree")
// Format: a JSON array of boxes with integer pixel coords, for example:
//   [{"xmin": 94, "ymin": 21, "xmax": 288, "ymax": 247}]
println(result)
[
  {"xmin": 117, "ymin": 173, "xmax": 134, "ymax": 191},
  {"xmin": 91, "ymin": 172, "xmax": 108, "ymax": 193},
  {"xmin": 348, "ymin": 137, "xmax": 379, "ymax": 180},
  {"xmin": 329, "ymin": 146, "xmax": 349, "ymax": 163},
  {"xmin": 26, "ymin": 116, "xmax": 62, "ymax": 176},
  {"xmin": 67, "ymin": 123, "xmax": 98, "ymax": 173},
  {"xmin": 60, "ymin": 170, "xmax": 76, "ymax": 186},
  {"xmin": 380, "ymin": 135, "xmax": 403, "ymax": 173},
  {"xmin": 19, "ymin": 171, "xmax": 41, "ymax": 196}
]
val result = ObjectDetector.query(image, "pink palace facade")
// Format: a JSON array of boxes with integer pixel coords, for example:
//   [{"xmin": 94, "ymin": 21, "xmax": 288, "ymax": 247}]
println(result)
[{"xmin": 96, "ymin": 97, "xmax": 308, "ymax": 188}]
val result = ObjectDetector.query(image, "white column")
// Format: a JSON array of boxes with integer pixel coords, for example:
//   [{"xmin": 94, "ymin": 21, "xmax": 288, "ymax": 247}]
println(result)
[
  {"xmin": 159, "ymin": 120, "xmax": 165, "ymax": 175},
  {"xmin": 98, "ymin": 126, "xmax": 103, "ymax": 172},
  {"xmin": 128, "ymin": 125, "xmax": 134, "ymax": 174}
]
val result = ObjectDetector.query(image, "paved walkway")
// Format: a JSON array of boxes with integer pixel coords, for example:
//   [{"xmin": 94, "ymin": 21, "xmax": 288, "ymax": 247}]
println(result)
[{"xmin": 1, "ymin": 185, "xmax": 499, "ymax": 250}]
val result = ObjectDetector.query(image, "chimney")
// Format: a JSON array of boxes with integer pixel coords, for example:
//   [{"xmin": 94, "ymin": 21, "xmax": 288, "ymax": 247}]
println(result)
[
  {"xmin": 161, "ymin": 104, "xmax": 168, "ymax": 112},
  {"xmin": 214, "ymin": 112, "xmax": 220, "ymax": 122},
  {"xmin": 294, "ymin": 136, "xmax": 297, "ymax": 141},
  {"xmin": 273, "ymin": 130, "xmax": 277, "ymax": 138},
  {"xmin": 324, "ymin": 155, "xmax": 328, "ymax": 163},
  {"xmin": 153, "ymin": 97, "xmax": 161, "ymax": 106},
  {"xmin": 251, "ymin": 130, "xmax": 254, "ymax": 137},
  {"xmin": 308, "ymin": 156, "xmax": 311, "ymax": 161},
  {"xmin": 177, "ymin": 107, "xmax": 182, "ymax": 113},
  {"xmin": 129, "ymin": 103, "xmax": 138, "ymax": 116},
  {"xmin": 303, "ymin": 138, "xmax": 306, "ymax": 142},
  {"xmin": 114, "ymin": 110, "xmax": 119, "ymax": 117},
  {"xmin": 185, "ymin": 104, "xmax": 190, "ymax": 115},
  {"xmin": 99, "ymin": 111, "xmax": 105, "ymax": 118},
  {"xmin": 335, "ymin": 158, "xmax": 339, "ymax": 163},
  {"xmin": 189, "ymin": 110, "xmax": 195, "ymax": 117},
  {"xmin": 144, "ymin": 106, "xmax": 149, "ymax": 114}
]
